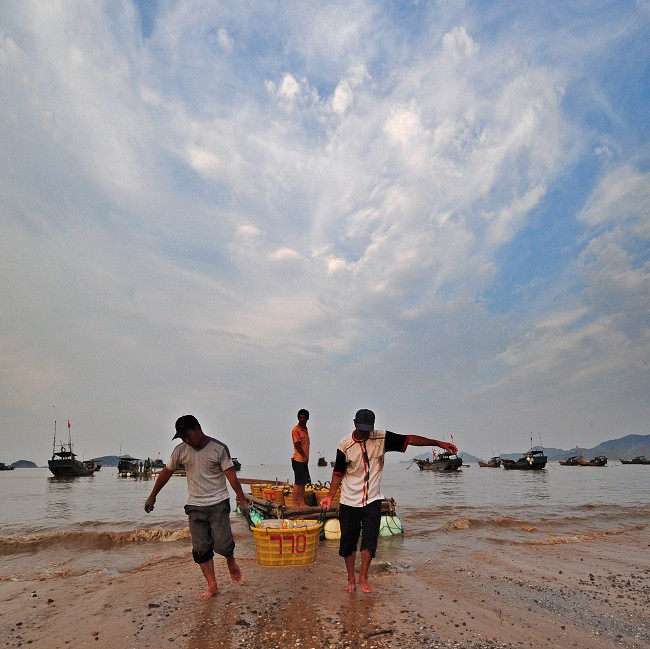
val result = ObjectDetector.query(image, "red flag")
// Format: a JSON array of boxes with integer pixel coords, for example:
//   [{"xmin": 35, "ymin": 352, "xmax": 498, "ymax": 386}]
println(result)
[{"xmin": 67, "ymin": 420, "xmax": 71, "ymax": 429}]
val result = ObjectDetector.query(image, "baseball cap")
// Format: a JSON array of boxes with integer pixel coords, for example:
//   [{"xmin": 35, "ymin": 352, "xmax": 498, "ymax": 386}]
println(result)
[
  {"xmin": 173, "ymin": 414, "xmax": 200, "ymax": 439},
  {"xmin": 354, "ymin": 409, "xmax": 375, "ymax": 432}
]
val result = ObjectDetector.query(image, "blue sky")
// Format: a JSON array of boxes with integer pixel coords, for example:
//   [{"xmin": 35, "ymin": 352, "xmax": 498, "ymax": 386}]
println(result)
[{"xmin": 1, "ymin": 1, "xmax": 648, "ymax": 465}]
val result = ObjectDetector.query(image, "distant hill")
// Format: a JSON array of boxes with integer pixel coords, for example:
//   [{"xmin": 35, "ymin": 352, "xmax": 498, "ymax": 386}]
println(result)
[
  {"xmin": 10, "ymin": 460, "xmax": 38, "ymax": 468},
  {"xmin": 92, "ymin": 455, "xmax": 134, "ymax": 467},
  {"xmin": 403, "ymin": 433, "xmax": 650, "ymax": 463}
]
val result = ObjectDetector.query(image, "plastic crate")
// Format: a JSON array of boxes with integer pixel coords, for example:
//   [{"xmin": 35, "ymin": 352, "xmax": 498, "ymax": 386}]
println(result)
[{"xmin": 251, "ymin": 519, "xmax": 323, "ymax": 567}]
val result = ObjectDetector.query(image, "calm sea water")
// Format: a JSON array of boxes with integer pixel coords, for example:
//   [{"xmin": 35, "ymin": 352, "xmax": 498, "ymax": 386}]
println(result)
[{"xmin": 1, "ymin": 461, "xmax": 648, "ymax": 581}]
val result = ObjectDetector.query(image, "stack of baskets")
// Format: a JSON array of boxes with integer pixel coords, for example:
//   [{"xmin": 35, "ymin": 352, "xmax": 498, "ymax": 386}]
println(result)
[{"xmin": 251, "ymin": 519, "xmax": 324, "ymax": 567}]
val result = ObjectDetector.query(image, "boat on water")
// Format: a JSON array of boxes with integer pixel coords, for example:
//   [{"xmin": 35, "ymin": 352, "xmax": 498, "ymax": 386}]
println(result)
[
  {"xmin": 117, "ymin": 456, "xmax": 142, "ymax": 477},
  {"xmin": 478, "ymin": 456, "xmax": 501, "ymax": 468},
  {"xmin": 502, "ymin": 448, "xmax": 547, "ymax": 470},
  {"xmin": 83, "ymin": 459, "xmax": 102, "ymax": 472},
  {"xmin": 620, "ymin": 456, "xmax": 650, "ymax": 465},
  {"xmin": 0, "ymin": 462, "xmax": 15, "ymax": 471},
  {"xmin": 48, "ymin": 420, "xmax": 95, "ymax": 477},
  {"xmin": 232, "ymin": 457, "xmax": 242, "ymax": 471},
  {"xmin": 579, "ymin": 455, "xmax": 607, "ymax": 467},
  {"xmin": 317, "ymin": 456, "xmax": 327, "ymax": 467},
  {"xmin": 559, "ymin": 455, "xmax": 583, "ymax": 466},
  {"xmin": 413, "ymin": 452, "xmax": 463, "ymax": 472}
]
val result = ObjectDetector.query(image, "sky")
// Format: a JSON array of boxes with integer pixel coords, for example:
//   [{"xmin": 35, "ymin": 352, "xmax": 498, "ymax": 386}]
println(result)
[{"xmin": 1, "ymin": 1, "xmax": 649, "ymax": 466}]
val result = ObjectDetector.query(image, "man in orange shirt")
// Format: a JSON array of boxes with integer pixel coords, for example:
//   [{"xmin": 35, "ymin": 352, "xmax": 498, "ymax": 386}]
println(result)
[{"xmin": 291, "ymin": 409, "xmax": 311, "ymax": 507}]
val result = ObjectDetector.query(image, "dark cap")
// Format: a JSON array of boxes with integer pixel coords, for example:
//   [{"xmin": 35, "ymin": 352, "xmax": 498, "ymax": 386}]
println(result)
[
  {"xmin": 173, "ymin": 414, "xmax": 200, "ymax": 439},
  {"xmin": 354, "ymin": 409, "xmax": 375, "ymax": 432}
]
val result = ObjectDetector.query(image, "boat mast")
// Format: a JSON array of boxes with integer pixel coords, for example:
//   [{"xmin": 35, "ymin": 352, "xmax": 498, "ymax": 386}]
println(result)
[{"xmin": 53, "ymin": 420, "xmax": 56, "ymax": 456}]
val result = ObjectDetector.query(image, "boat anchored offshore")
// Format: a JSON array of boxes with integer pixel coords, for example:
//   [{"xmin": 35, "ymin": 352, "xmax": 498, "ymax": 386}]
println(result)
[
  {"xmin": 620, "ymin": 456, "xmax": 650, "ymax": 465},
  {"xmin": 413, "ymin": 452, "xmax": 462, "ymax": 472},
  {"xmin": 478, "ymin": 456, "xmax": 502, "ymax": 468},
  {"xmin": 48, "ymin": 420, "xmax": 95, "ymax": 477}
]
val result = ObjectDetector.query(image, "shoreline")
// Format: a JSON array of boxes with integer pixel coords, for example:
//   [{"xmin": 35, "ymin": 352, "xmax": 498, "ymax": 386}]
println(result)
[{"xmin": 2, "ymin": 522, "xmax": 648, "ymax": 649}]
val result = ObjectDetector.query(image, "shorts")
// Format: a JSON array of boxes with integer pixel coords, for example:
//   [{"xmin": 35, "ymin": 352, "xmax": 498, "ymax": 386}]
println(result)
[
  {"xmin": 184, "ymin": 499, "xmax": 235, "ymax": 564},
  {"xmin": 338, "ymin": 500, "xmax": 382, "ymax": 558},
  {"xmin": 291, "ymin": 459, "xmax": 311, "ymax": 486}
]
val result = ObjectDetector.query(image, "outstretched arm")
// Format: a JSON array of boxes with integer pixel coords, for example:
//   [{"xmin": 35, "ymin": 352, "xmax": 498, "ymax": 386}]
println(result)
[
  {"xmin": 144, "ymin": 466, "xmax": 173, "ymax": 512},
  {"xmin": 407, "ymin": 435, "xmax": 458, "ymax": 455}
]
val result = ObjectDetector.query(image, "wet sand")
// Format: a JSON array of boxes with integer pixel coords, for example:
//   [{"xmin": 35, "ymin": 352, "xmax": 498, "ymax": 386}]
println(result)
[{"xmin": 1, "ymin": 524, "xmax": 648, "ymax": 649}]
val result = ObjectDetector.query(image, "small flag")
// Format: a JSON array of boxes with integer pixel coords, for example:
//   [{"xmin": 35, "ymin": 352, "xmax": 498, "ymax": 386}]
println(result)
[{"xmin": 68, "ymin": 420, "xmax": 71, "ymax": 429}]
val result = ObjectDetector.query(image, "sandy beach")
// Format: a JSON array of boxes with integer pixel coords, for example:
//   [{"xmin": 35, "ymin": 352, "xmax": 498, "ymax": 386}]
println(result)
[{"xmin": 2, "ymin": 520, "xmax": 648, "ymax": 649}]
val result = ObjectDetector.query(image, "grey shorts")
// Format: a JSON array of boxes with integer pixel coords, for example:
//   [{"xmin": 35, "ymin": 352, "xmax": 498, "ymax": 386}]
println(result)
[{"xmin": 184, "ymin": 499, "xmax": 235, "ymax": 564}]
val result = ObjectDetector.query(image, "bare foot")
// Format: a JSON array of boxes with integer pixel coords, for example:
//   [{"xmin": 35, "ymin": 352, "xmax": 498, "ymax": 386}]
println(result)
[
  {"xmin": 342, "ymin": 581, "xmax": 356, "ymax": 593},
  {"xmin": 227, "ymin": 556, "xmax": 243, "ymax": 583},
  {"xmin": 198, "ymin": 585, "xmax": 218, "ymax": 600},
  {"xmin": 359, "ymin": 577, "xmax": 374, "ymax": 593}
]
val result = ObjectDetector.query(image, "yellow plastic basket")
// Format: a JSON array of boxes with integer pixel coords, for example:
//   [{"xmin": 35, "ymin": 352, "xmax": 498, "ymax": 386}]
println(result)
[{"xmin": 251, "ymin": 519, "xmax": 323, "ymax": 567}]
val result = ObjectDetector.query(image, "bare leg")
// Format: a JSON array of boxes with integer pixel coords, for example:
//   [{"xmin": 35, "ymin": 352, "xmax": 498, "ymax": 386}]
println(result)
[
  {"xmin": 198, "ymin": 558, "xmax": 219, "ymax": 600},
  {"xmin": 226, "ymin": 554, "xmax": 243, "ymax": 583},
  {"xmin": 293, "ymin": 483, "xmax": 307, "ymax": 507},
  {"xmin": 358, "ymin": 548, "xmax": 374, "ymax": 593},
  {"xmin": 343, "ymin": 553, "xmax": 356, "ymax": 592}
]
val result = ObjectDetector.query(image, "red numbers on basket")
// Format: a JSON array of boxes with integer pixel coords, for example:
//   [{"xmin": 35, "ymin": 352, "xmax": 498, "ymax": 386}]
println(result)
[{"xmin": 269, "ymin": 533, "xmax": 307, "ymax": 555}]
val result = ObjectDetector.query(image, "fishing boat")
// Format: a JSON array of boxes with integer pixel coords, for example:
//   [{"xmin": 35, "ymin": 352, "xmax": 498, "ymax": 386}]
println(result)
[
  {"xmin": 620, "ymin": 456, "xmax": 650, "ymax": 465},
  {"xmin": 83, "ymin": 459, "xmax": 102, "ymax": 472},
  {"xmin": 48, "ymin": 420, "xmax": 95, "ymax": 477},
  {"xmin": 478, "ymin": 456, "xmax": 502, "ymax": 468},
  {"xmin": 413, "ymin": 452, "xmax": 462, "ymax": 472},
  {"xmin": 559, "ymin": 455, "xmax": 583, "ymax": 466},
  {"xmin": 502, "ymin": 448, "xmax": 547, "ymax": 470},
  {"xmin": 117, "ymin": 456, "xmax": 142, "ymax": 477},
  {"xmin": 578, "ymin": 456, "xmax": 607, "ymax": 467},
  {"xmin": 317, "ymin": 452, "xmax": 327, "ymax": 467},
  {"xmin": 232, "ymin": 457, "xmax": 242, "ymax": 471},
  {"xmin": 0, "ymin": 462, "xmax": 14, "ymax": 471}
]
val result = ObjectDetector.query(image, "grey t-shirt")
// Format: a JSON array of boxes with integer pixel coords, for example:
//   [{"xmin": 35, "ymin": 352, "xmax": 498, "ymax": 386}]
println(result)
[{"xmin": 167, "ymin": 437, "xmax": 234, "ymax": 506}]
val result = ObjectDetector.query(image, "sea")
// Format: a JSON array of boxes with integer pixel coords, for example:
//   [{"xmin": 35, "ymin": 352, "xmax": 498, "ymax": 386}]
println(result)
[{"xmin": 1, "ymin": 460, "xmax": 648, "ymax": 582}]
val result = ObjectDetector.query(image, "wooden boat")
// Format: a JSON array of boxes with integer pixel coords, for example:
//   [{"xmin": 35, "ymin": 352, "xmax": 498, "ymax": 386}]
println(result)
[
  {"xmin": 117, "ymin": 456, "xmax": 142, "ymax": 477},
  {"xmin": 559, "ymin": 455, "xmax": 582, "ymax": 466},
  {"xmin": 502, "ymin": 448, "xmax": 547, "ymax": 470},
  {"xmin": 317, "ymin": 452, "xmax": 327, "ymax": 467},
  {"xmin": 620, "ymin": 455, "xmax": 650, "ymax": 465},
  {"xmin": 83, "ymin": 459, "xmax": 102, "ymax": 472},
  {"xmin": 232, "ymin": 457, "xmax": 242, "ymax": 471},
  {"xmin": 578, "ymin": 455, "xmax": 607, "ymax": 467},
  {"xmin": 413, "ymin": 452, "xmax": 462, "ymax": 472},
  {"xmin": 478, "ymin": 456, "xmax": 501, "ymax": 468},
  {"xmin": 0, "ymin": 462, "xmax": 15, "ymax": 471},
  {"xmin": 48, "ymin": 421, "xmax": 95, "ymax": 477}
]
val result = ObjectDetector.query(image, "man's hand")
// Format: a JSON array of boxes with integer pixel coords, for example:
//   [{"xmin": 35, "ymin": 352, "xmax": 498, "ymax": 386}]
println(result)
[
  {"xmin": 144, "ymin": 496, "xmax": 156, "ymax": 513},
  {"xmin": 440, "ymin": 441, "xmax": 458, "ymax": 455},
  {"xmin": 320, "ymin": 495, "xmax": 332, "ymax": 511}
]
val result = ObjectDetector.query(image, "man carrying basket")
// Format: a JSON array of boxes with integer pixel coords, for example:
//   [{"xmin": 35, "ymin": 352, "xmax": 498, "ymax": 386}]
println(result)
[{"xmin": 320, "ymin": 409, "xmax": 457, "ymax": 594}]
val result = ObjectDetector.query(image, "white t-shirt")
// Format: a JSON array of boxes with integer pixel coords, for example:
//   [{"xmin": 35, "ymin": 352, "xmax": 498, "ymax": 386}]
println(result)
[
  {"xmin": 167, "ymin": 437, "xmax": 234, "ymax": 506},
  {"xmin": 333, "ymin": 430, "xmax": 408, "ymax": 507}
]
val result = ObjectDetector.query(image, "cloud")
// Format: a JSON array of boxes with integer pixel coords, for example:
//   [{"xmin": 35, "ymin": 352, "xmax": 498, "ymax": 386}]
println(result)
[{"xmin": 1, "ymin": 1, "xmax": 648, "ymax": 463}]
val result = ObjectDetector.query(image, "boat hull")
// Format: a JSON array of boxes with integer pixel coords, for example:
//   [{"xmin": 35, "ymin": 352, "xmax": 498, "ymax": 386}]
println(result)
[
  {"xmin": 48, "ymin": 459, "xmax": 95, "ymax": 477},
  {"xmin": 414, "ymin": 456, "xmax": 462, "ymax": 471}
]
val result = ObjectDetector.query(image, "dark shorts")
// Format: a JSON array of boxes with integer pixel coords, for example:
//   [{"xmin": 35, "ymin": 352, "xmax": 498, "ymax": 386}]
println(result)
[
  {"xmin": 338, "ymin": 500, "xmax": 382, "ymax": 558},
  {"xmin": 291, "ymin": 459, "xmax": 311, "ymax": 486},
  {"xmin": 184, "ymin": 499, "xmax": 235, "ymax": 564}
]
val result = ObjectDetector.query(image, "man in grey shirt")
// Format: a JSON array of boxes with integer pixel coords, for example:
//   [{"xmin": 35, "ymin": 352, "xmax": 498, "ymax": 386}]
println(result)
[{"xmin": 145, "ymin": 414, "xmax": 249, "ymax": 600}]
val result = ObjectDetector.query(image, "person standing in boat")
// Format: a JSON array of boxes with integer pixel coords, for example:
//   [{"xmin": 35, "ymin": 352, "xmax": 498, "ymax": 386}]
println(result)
[
  {"xmin": 320, "ymin": 408, "xmax": 457, "ymax": 594},
  {"xmin": 144, "ymin": 415, "xmax": 249, "ymax": 600},
  {"xmin": 291, "ymin": 408, "xmax": 311, "ymax": 507}
]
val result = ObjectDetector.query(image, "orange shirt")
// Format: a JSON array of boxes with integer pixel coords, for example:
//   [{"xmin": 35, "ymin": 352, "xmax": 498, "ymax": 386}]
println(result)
[{"xmin": 291, "ymin": 424, "xmax": 310, "ymax": 463}]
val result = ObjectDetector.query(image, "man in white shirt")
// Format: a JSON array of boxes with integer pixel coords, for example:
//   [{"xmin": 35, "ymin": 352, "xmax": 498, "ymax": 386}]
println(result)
[
  {"xmin": 144, "ymin": 415, "xmax": 249, "ymax": 600},
  {"xmin": 320, "ymin": 408, "xmax": 458, "ymax": 593}
]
